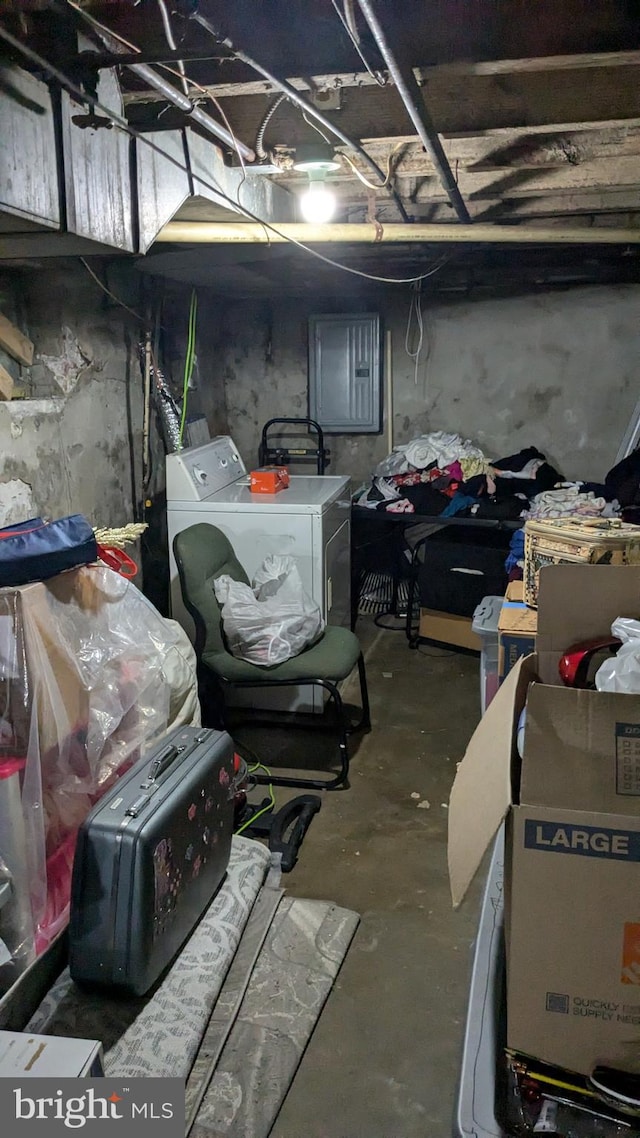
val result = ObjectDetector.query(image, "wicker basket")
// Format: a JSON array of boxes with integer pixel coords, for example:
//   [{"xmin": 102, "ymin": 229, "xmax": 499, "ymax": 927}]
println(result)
[{"xmin": 523, "ymin": 518, "xmax": 640, "ymax": 607}]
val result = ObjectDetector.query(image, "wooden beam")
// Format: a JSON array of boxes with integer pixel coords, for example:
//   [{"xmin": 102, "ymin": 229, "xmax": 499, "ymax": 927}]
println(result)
[
  {"xmin": 409, "ymin": 157, "xmax": 640, "ymax": 203},
  {"xmin": 353, "ymin": 123, "xmax": 640, "ymax": 172},
  {"xmin": 0, "ymin": 312, "xmax": 33, "ymax": 365},
  {"xmin": 356, "ymin": 193, "xmax": 640, "ymax": 224},
  {"xmin": 278, "ymin": 156, "xmax": 640, "ymax": 202},
  {"xmin": 156, "ymin": 68, "xmax": 640, "ymax": 150},
  {"xmin": 123, "ymin": 51, "xmax": 640, "ymax": 103},
  {"xmin": 0, "ymin": 364, "xmax": 14, "ymax": 401}
]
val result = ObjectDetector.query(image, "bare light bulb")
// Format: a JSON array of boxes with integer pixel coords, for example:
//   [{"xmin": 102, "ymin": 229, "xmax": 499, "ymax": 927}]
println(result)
[{"xmin": 299, "ymin": 184, "xmax": 336, "ymax": 224}]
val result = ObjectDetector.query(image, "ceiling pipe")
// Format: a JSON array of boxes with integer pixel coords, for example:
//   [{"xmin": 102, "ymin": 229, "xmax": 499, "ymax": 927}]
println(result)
[
  {"xmin": 156, "ymin": 221, "xmax": 640, "ymax": 245},
  {"xmin": 62, "ymin": 1, "xmax": 257, "ymax": 162},
  {"xmin": 156, "ymin": 0, "xmax": 189, "ymax": 96},
  {"xmin": 355, "ymin": 0, "xmax": 471, "ymax": 224},
  {"xmin": 190, "ymin": 11, "xmax": 410, "ymax": 222},
  {"xmin": 127, "ymin": 63, "xmax": 256, "ymax": 162}
]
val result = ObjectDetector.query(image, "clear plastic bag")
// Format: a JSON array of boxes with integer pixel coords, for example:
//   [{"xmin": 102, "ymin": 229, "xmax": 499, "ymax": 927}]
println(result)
[
  {"xmin": 214, "ymin": 555, "xmax": 324, "ymax": 667},
  {"xmin": 595, "ymin": 617, "xmax": 640, "ymax": 693},
  {"xmin": 0, "ymin": 564, "xmax": 201, "ymax": 963}
]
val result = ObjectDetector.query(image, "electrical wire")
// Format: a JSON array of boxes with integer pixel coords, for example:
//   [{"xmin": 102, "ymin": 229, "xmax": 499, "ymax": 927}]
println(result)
[
  {"xmin": 330, "ymin": 0, "xmax": 386, "ymax": 86},
  {"xmin": 255, "ymin": 93, "xmax": 287, "ymax": 161},
  {"xmin": 301, "ymin": 108, "xmax": 397, "ymax": 191},
  {"xmin": 301, "ymin": 109, "xmax": 333, "ymax": 146},
  {"xmin": 0, "ymin": 23, "xmax": 454, "ymax": 286},
  {"xmin": 178, "ymin": 287, "xmax": 197, "ymax": 447},
  {"xmin": 405, "ymin": 282, "xmax": 424, "ymax": 386},
  {"xmin": 80, "ymin": 258, "xmax": 145, "ymax": 321},
  {"xmin": 340, "ymin": 146, "xmax": 400, "ymax": 189},
  {"xmin": 65, "ymin": 0, "xmax": 389, "ymax": 217},
  {"xmin": 235, "ymin": 762, "xmax": 275, "ymax": 835}
]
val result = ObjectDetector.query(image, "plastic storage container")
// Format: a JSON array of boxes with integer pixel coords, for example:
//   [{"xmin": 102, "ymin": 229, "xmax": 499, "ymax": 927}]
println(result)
[
  {"xmin": 472, "ymin": 596, "xmax": 503, "ymax": 715},
  {"xmin": 454, "ymin": 826, "xmax": 506, "ymax": 1138}
]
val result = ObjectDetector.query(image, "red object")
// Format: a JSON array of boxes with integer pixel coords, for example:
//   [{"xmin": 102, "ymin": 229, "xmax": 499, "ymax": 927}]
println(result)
[
  {"xmin": 559, "ymin": 637, "xmax": 622, "ymax": 688},
  {"xmin": 98, "ymin": 545, "xmax": 138, "ymax": 577},
  {"xmin": 250, "ymin": 466, "xmax": 290, "ymax": 494},
  {"xmin": 0, "ymin": 757, "xmax": 26, "ymax": 780}
]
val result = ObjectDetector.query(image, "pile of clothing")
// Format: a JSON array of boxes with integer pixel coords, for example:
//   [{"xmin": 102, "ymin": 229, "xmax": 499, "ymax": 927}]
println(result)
[
  {"xmin": 524, "ymin": 483, "xmax": 619, "ymax": 521},
  {"xmin": 356, "ymin": 433, "xmax": 565, "ymax": 521}
]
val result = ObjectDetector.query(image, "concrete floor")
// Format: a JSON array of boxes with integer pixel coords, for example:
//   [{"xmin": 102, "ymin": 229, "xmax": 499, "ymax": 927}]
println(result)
[{"xmin": 234, "ymin": 620, "xmax": 485, "ymax": 1138}]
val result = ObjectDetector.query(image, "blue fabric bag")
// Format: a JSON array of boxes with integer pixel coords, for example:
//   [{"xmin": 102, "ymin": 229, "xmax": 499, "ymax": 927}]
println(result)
[{"xmin": 0, "ymin": 515, "xmax": 98, "ymax": 587}]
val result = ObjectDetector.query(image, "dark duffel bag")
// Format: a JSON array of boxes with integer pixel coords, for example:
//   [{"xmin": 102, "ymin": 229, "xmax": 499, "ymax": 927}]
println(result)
[{"xmin": 0, "ymin": 515, "xmax": 98, "ymax": 587}]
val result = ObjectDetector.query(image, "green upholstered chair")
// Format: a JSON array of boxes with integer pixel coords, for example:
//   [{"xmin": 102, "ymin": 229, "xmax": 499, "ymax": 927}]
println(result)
[{"xmin": 173, "ymin": 522, "xmax": 370, "ymax": 790}]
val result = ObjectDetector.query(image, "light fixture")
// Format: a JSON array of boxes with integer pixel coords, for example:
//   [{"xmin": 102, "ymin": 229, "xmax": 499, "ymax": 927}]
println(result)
[
  {"xmin": 299, "ymin": 181, "xmax": 337, "ymax": 224},
  {"xmin": 293, "ymin": 142, "xmax": 339, "ymax": 224}
]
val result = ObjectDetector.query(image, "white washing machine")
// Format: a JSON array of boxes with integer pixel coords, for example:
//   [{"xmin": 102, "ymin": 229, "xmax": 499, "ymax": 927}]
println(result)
[{"xmin": 166, "ymin": 436, "xmax": 351, "ymax": 712}]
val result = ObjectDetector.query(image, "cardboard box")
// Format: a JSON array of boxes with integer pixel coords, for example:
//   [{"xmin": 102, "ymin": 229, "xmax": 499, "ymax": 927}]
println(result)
[
  {"xmin": 0, "ymin": 1031, "xmax": 104, "ymax": 1076},
  {"xmin": 449, "ymin": 564, "xmax": 640, "ymax": 1077},
  {"xmin": 249, "ymin": 466, "xmax": 290, "ymax": 494},
  {"xmin": 498, "ymin": 581, "xmax": 538, "ymax": 680},
  {"xmin": 419, "ymin": 608, "xmax": 480, "ymax": 652}
]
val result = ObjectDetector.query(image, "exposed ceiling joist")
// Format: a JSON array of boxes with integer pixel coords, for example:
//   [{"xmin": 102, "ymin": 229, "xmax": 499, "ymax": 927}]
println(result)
[
  {"xmin": 352, "ymin": 123, "xmax": 640, "ymax": 173},
  {"xmin": 323, "ymin": 156, "xmax": 640, "ymax": 201},
  {"xmin": 122, "ymin": 51, "xmax": 640, "ymax": 103},
  {"xmin": 195, "ymin": 72, "xmax": 640, "ymax": 145}
]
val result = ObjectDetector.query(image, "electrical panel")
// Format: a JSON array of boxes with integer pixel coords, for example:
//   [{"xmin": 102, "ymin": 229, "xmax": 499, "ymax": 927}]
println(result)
[{"xmin": 308, "ymin": 313, "xmax": 381, "ymax": 434}]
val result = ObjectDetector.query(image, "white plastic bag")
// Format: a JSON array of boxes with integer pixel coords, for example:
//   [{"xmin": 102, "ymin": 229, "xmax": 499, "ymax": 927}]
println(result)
[
  {"xmin": 214, "ymin": 555, "xmax": 324, "ymax": 667},
  {"xmin": 595, "ymin": 618, "xmax": 640, "ymax": 693}
]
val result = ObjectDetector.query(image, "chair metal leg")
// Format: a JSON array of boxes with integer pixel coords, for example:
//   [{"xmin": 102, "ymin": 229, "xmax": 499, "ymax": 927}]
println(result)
[
  {"xmin": 198, "ymin": 667, "xmax": 227, "ymax": 730},
  {"xmin": 358, "ymin": 653, "xmax": 371, "ymax": 732},
  {"xmin": 226, "ymin": 677, "xmax": 352, "ymax": 791},
  {"xmin": 346, "ymin": 653, "xmax": 371, "ymax": 735}
]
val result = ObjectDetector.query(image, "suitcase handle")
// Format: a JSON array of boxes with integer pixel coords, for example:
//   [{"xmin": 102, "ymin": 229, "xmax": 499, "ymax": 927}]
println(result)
[{"xmin": 147, "ymin": 745, "xmax": 181, "ymax": 782}]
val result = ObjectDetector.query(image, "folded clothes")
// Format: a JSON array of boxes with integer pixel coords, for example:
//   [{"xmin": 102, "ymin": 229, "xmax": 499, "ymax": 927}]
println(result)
[{"xmin": 525, "ymin": 483, "xmax": 620, "ymax": 520}]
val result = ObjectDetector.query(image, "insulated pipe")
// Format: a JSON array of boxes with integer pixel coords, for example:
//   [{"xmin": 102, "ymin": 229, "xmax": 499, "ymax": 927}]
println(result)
[
  {"xmin": 356, "ymin": 0, "xmax": 471, "ymax": 224},
  {"xmin": 190, "ymin": 11, "xmax": 410, "ymax": 222},
  {"xmin": 128, "ymin": 63, "xmax": 255, "ymax": 161},
  {"xmin": 156, "ymin": 221, "xmax": 640, "ymax": 245}
]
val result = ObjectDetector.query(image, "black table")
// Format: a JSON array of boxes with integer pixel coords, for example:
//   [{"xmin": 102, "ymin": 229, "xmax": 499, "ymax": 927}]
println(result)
[{"xmin": 351, "ymin": 505, "xmax": 523, "ymax": 643}]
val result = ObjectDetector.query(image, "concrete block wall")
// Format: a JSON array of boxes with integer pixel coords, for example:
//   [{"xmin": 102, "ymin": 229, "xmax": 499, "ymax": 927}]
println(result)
[
  {"xmin": 0, "ymin": 262, "xmax": 149, "ymax": 528},
  {"xmin": 2, "ymin": 270, "xmax": 638, "ymax": 532},
  {"xmin": 205, "ymin": 284, "xmax": 640, "ymax": 486}
]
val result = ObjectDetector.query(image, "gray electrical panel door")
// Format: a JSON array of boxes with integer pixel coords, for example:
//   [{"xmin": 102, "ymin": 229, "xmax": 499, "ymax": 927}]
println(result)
[{"xmin": 309, "ymin": 313, "xmax": 381, "ymax": 433}]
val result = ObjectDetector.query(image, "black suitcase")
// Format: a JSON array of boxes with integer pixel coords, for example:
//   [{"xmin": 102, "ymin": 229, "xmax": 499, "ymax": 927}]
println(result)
[{"xmin": 69, "ymin": 725, "xmax": 235, "ymax": 996}]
